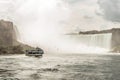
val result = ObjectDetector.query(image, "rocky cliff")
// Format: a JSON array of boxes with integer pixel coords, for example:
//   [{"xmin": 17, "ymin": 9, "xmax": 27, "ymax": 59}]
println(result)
[
  {"xmin": 0, "ymin": 20, "xmax": 33, "ymax": 54},
  {"xmin": 0, "ymin": 20, "xmax": 15, "ymax": 46}
]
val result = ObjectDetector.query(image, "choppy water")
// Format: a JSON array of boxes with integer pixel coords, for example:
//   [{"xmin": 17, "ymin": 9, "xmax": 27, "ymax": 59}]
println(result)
[{"xmin": 0, "ymin": 53, "xmax": 120, "ymax": 80}]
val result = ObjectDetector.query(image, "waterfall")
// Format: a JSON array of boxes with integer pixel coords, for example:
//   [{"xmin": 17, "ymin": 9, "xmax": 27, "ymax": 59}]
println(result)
[{"xmin": 69, "ymin": 33, "xmax": 112, "ymax": 49}]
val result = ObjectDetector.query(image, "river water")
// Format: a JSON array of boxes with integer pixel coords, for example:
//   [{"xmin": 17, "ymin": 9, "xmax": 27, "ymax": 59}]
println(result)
[{"xmin": 0, "ymin": 53, "xmax": 120, "ymax": 80}]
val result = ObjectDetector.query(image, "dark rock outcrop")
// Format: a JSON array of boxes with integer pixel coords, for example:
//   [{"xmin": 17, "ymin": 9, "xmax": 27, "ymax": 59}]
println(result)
[{"xmin": 79, "ymin": 29, "xmax": 112, "ymax": 34}]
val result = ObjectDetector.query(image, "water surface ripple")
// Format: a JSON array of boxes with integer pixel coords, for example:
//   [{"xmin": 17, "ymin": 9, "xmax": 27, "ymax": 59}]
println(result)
[{"xmin": 0, "ymin": 54, "xmax": 119, "ymax": 80}]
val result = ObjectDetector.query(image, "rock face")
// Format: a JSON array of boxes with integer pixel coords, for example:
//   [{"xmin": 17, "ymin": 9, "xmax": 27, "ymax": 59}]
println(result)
[
  {"xmin": 0, "ymin": 20, "xmax": 16, "ymax": 46},
  {"xmin": 111, "ymin": 29, "xmax": 120, "ymax": 49},
  {"xmin": 0, "ymin": 20, "xmax": 35, "ymax": 54}
]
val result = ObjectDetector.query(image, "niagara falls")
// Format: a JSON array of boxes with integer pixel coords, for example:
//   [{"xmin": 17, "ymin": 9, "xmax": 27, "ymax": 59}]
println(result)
[{"xmin": 0, "ymin": 0, "xmax": 120, "ymax": 80}]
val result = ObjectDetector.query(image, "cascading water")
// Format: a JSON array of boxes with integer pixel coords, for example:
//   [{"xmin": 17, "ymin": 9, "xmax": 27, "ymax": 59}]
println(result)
[
  {"xmin": 67, "ymin": 33, "xmax": 112, "ymax": 53},
  {"xmin": 75, "ymin": 33, "xmax": 111, "ymax": 49}
]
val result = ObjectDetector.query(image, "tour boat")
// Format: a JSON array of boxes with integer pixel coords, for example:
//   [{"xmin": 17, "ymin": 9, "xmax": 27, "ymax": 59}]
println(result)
[{"xmin": 25, "ymin": 47, "xmax": 44, "ymax": 57}]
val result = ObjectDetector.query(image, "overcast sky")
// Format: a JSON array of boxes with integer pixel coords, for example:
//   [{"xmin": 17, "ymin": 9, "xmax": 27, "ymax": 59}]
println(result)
[
  {"xmin": 0, "ymin": 0, "xmax": 119, "ymax": 52},
  {"xmin": 0, "ymin": 0, "xmax": 120, "ymax": 31}
]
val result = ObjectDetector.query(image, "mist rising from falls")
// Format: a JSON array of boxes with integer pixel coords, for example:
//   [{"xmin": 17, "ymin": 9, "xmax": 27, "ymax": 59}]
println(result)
[
  {"xmin": 4, "ymin": 0, "xmax": 112, "ymax": 53},
  {"xmin": 63, "ymin": 33, "xmax": 112, "ymax": 53},
  {"xmin": 76, "ymin": 33, "xmax": 112, "ymax": 49}
]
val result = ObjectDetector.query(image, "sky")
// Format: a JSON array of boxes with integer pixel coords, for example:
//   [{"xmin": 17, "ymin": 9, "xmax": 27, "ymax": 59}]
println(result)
[{"xmin": 0, "ymin": 0, "xmax": 120, "ymax": 53}]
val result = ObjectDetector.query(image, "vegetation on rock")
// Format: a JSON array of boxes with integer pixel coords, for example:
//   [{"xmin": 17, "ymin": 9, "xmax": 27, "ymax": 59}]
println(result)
[{"xmin": 0, "ymin": 45, "xmax": 24, "ymax": 55}]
